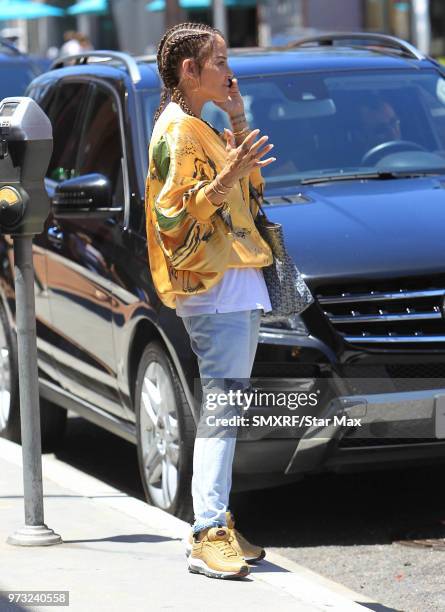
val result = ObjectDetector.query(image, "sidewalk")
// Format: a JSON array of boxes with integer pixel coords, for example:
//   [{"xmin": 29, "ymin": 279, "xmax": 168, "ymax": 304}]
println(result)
[{"xmin": 0, "ymin": 438, "xmax": 374, "ymax": 612}]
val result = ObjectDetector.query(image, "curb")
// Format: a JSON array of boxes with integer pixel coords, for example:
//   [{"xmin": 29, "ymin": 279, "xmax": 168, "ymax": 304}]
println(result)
[{"xmin": 0, "ymin": 437, "xmax": 377, "ymax": 611}]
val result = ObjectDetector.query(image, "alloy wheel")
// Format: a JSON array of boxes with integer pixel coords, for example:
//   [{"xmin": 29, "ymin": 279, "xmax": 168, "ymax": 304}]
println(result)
[{"xmin": 139, "ymin": 360, "xmax": 180, "ymax": 509}]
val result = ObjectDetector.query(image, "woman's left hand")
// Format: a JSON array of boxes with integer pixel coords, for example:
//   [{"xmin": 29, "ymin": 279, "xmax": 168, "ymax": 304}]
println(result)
[{"xmin": 213, "ymin": 77, "xmax": 244, "ymax": 118}]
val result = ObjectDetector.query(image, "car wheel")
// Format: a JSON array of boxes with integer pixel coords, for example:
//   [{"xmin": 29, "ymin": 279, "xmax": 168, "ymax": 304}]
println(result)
[
  {"xmin": 38, "ymin": 398, "xmax": 67, "ymax": 453},
  {"xmin": 135, "ymin": 341, "xmax": 194, "ymax": 522},
  {"xmin": 0, "ymin": 303, "xmax": 67, "ymax": 452}
]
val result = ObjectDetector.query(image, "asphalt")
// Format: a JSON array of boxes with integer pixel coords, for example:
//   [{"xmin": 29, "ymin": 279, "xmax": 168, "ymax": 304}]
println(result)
[{"xmin": 0, "ymin": 437, "xmax": 376, "ymax": 612}]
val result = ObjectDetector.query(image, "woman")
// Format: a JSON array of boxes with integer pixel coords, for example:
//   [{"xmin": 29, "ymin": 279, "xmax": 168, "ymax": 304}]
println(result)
[{"xmin": 145, "ymin": 22, "xmax": 275, "ymax": 580}]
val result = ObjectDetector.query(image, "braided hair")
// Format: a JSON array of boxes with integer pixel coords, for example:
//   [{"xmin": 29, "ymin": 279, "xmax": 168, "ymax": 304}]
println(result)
[{"xmin": 153, "ymin": 22, "xmax": 222, "ymax": 124}]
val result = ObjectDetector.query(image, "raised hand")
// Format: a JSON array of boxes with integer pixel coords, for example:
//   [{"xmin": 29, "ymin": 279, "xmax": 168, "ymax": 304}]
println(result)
[{"xmin": 220, "ymin": 128, "xmax": 276, "ymax": 186}]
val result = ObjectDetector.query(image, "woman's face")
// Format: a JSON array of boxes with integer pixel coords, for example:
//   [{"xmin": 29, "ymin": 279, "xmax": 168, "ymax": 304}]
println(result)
[{"xmin": 194, "ymin": 35, "xmax": 232, "ymax": 103}]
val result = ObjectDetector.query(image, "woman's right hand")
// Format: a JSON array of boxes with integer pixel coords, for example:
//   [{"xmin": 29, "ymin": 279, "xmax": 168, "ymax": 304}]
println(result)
[{"xmin": 219, "ymin": 128, "xmax": 276, "ymax": 187}]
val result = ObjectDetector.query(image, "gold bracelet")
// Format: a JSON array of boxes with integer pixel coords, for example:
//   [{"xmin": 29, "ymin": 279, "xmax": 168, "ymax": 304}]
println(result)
[
  {"xmin": 216, "ymin": 176, "xmax": 232, "ymax": 190},
  {"xmin": 209, "ymin": 180, "xmax": 230, "ymax": 196},
  {"xmin": 205, "ymin": 185, "xmax": 226, "ymax": 200},
  {"xmin": 204, "ymin": 184, "xmax": 217, "ymax": 200},
  {"xmin": 212, "ymin": 184, "xmax": 228, "ymax": 196}
]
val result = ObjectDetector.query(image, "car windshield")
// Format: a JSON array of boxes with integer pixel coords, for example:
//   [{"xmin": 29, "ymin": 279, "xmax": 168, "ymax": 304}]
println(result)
[
  {"xmin": 0, "ymin": 63, "xmax": 38, "ymax": 98},
  {"xmin": 141, "ymin": 68, "xmax": 445, "ymax": 187}
]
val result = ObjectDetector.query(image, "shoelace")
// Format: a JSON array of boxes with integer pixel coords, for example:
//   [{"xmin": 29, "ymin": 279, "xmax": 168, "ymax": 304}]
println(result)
[{"xmin": 212, "ymin": 537, "xmax": 237, "ymax": 557}]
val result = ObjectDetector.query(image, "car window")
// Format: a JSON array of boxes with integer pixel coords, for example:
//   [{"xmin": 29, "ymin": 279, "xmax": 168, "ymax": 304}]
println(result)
[
  {"xmin": 76, "ymin": 86, "xmax": 124, "ymax": 204},
  {"xmin": 139, "ymin": 90, "xmax": 160, "ymax": 170},
  {"xmin": 46, "ymin": 82, "xmax": 90, "ymax": 182},
  {"xmin": 141, "ymin": 68, "xmax": 445, "ymax": 187},
  {"xmin": 241, "ymin": 69, "xmax": 445, "ymax": 184},
  {"xmin": 140, "ymin": 90, "xmax": 160, "ymax": 140},
  {"xmin": 27, "ymin": 81, "xmax": 57, "ymax": 112}
]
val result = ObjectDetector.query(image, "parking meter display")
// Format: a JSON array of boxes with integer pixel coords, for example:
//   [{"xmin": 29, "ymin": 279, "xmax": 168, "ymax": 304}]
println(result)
[{"xmin": 1, "ymin": 102, "xmax": 18, "ymax": 117}]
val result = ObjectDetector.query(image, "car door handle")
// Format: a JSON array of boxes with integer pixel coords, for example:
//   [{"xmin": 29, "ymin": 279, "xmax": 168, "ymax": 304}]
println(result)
[{"xmin": 47, "ymin": 225, "xmax": 64, "ymax": 247}]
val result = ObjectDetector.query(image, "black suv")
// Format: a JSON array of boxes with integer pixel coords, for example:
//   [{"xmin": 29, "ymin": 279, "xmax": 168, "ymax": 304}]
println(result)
[{"xmin": 1, "ymin": 35, "xmax": 445, "ymax": 520}]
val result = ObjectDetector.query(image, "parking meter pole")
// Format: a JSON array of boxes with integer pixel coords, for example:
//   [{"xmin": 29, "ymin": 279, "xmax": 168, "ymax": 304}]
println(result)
[{"xmin": 7, "ymin": 235, "xmax": 62, "ymax": 546}]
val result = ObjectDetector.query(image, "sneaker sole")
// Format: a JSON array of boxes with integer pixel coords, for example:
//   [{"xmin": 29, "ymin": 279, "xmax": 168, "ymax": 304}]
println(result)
[
  {"xmin": 187, "ymin": 557, "xmax": 250, "ymax": 579},
  {"xmin": 185, "ymin": 542, "xmax": 266, "ymax": 563},
  {"xmin": 251, "ymin": 549, "xmax": 266, "ymax": 562}
]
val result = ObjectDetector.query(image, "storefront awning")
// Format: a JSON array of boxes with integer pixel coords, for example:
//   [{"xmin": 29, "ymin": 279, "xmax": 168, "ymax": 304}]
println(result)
[
  {"xmin": 146, "ymin": 0, "xmax": 256, "ymax": 12},
  {"xmin": 0, "ymin": 0, "xmax": 65, "ymax": 19},
  {"xmin": 146, "ymin": 0, "xmax": 206, "ymax": 10},
  {"xmin": 67, "ymin": 0, "xmax": 107, "ymax": 16}
]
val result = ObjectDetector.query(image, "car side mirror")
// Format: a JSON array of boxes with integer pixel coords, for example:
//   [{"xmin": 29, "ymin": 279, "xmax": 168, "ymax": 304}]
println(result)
[{"xmin": 51, "ymin": 173, "xmax": 122, "ymax": 218}]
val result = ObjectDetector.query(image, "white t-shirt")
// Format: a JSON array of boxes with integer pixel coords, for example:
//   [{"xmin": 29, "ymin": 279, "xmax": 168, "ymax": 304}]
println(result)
[
  {"xmin": 60, "ymin": 39, "xmax": 82, "ymax": 56},
  {"xmin": 175, "ymin": 267, "xmax": 272, "ymax": 317}
]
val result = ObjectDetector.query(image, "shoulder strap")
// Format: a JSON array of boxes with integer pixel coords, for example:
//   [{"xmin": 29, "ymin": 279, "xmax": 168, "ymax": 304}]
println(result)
[{"xmin": 249, "ymin": 181, "xmax": 267, "ymax": 218}]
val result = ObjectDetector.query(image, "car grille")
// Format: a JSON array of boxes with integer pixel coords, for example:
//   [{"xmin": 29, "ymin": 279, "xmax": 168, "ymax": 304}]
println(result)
[
  {"xmin": 340, "ymin": 362, "xmax": 445, "ymax": 393},
  {"xmin": 386, "ymin": 363, "xmax": 445, "ymax": 390},
  {"xmin": 316, "ymin": 280, "xmax": 445, "ymax": 347}
]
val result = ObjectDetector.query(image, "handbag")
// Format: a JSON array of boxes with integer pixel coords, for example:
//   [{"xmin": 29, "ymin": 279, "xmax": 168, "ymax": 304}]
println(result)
[{"xmin": 250, "ymin": 183, "xmax": 314, "ymax": 318}]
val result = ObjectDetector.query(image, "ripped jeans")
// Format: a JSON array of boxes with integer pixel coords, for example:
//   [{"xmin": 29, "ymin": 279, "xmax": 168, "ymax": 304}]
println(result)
[{"xmin": 182, "ymin": 309, "xmax": 262, "ymax": 535}]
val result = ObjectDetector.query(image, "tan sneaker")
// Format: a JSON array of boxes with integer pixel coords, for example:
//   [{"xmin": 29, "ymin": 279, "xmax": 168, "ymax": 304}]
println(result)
[
  {"xmin": 185, "ymin": 512, "xmax": 265, "ymax": 563},
  {"xmin": 187, "ymin": 526, "xmax": 249, "ymax": 579},
  {"xmin": 226, "ymin": 511, "xmax": 266, "ymax": 562}
]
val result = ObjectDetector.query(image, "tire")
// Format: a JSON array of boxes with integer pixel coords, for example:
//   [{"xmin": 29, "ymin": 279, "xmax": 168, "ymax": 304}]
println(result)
[
  {"xmin": 39, "ymin": 398, "xmax": 67, "ymax": 454},
  {"xmin": 0, "ymin": 303, "xmax": 67, "ymax": 453},
  {"xmin": 135, "ymin": 341, "xmax": 195, "ymax": 522}
]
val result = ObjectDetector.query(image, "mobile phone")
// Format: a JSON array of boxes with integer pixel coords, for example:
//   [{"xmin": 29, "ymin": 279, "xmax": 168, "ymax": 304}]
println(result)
[{"xmin": 228, "ymin": 77, "xmax": 233, "ymax": 88}]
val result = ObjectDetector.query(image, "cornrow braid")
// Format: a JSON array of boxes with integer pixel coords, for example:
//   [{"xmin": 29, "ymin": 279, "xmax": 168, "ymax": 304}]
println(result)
[
  {"xmin": 171, "ymin": 87, "xmax": 196, "ymax": 117},
  {"xmin": 153, "ymin": 22, "xmax": 222, "ymax": 124},
  {"xmin": 156, "ymin": 22, "xmax": 219, "ymax": 72}
]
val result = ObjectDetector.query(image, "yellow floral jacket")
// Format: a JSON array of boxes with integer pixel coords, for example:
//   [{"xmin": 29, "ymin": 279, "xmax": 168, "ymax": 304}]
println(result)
[{"xmin": 145, "ymin": 102, "xmax": 273, "ymax": 309}]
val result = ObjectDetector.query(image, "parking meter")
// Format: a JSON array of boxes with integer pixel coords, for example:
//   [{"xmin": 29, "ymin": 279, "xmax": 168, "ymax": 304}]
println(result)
[
  {"xmin": 0, "ymin": 97, "xmax": 52, "ymax": 235},
  {"xmin": 0, "ymin": 97, "xmax": 61, "ymax": 547}
]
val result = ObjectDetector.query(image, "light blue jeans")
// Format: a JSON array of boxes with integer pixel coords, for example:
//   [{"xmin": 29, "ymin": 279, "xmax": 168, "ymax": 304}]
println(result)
[{"xmin": 182, "ymin": 309, "xmax": 262, "ymax": 535}]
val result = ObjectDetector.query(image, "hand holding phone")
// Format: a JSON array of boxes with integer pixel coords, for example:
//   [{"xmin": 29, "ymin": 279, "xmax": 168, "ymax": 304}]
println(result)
[{"xmin": 214, "ymin": 75, "xmax": 244, "ymax": 117}]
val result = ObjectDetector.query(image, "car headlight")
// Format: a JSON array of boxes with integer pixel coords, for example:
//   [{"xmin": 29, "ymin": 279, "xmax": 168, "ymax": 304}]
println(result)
[{"xmin": 260, "ymin": 313, "xmax": 309, "ymax": 335}]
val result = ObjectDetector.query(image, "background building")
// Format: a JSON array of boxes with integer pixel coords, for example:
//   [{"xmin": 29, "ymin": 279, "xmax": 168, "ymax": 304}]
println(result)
[{"xmin": 1, "ymin": 0, "xmax": 443, "ymax": 59}]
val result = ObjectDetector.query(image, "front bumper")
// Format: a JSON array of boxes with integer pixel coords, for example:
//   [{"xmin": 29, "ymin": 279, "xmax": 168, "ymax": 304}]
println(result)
[
  {"xmin": 284, "ymin": 386, "xmax": 445, "ymax": 474},
  {"xmin": 237, "ymin": 321, "xmax": 445, "ymax": 477}
]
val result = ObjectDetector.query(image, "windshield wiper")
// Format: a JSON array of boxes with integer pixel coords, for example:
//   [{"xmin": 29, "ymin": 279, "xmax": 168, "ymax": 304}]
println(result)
[{"xmin": 300, "ymin": 170, "xmax": 445, "ymax": 185}]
